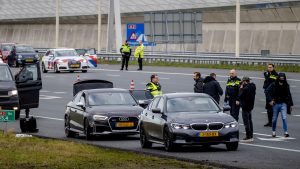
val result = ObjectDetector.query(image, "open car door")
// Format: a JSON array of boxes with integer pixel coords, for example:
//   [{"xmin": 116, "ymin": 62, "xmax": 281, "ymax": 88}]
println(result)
[{"xmin": 15, "ymin": 63, "xmax": 42, "ymax": 111}]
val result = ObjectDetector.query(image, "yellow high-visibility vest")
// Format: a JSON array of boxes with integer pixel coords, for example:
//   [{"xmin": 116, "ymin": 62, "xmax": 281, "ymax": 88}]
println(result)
[{"xmin": 134, "ymin": 44, "xmax": 144, "ymax": 58}]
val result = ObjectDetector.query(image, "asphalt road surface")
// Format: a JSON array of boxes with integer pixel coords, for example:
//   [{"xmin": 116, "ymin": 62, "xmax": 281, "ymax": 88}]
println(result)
[{"xmin": 3, "ymin": 64, "xmax": 300, "ymax": 169}]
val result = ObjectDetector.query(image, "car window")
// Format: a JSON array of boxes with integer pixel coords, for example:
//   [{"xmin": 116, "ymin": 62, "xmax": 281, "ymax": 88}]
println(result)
[
  {"xmin": 150, "ymin": 97, "xmax": 160, "ymax": 110},
  {"xmin": 73, "ymin": 92, "xmax": 82, "ymax": 103},
  {"xmin": 1, "ymin": 45, "xmax": 13, "ymax": 51},
  {"xmin": 16, "ymin": 46, "xmax": 35, "ymax": 53},
  {"xmin": 17, "ymin": 64, "xmax": 38, "ymax": 81},
  {"xmin": 0, "ymin": 65, "xmax": 13, "ymax": 81},
  {"xmin": 131, "ymin": 90, "xmax": 153, "ymax": 100},
  {"xmin": 45, "ymin": 51, "xmax": 50, "ymax": 56},
  {"xmin": 88, "ymin": 92, "xmax": 137, "ymax": 106},
  {"xmin": 167, "ymin": 97, "xmax": 220, "ymax": 113},
  {"xmin": 79, "ymin": 95, "xmax": 86, "ymax": 106},
  {"xmin": 157, "ymin": 97, "xmax": 164, "ymax": 111},
  {"xmin": 55, "ymin": 50, "xmax": 78, "ymax": 57}
]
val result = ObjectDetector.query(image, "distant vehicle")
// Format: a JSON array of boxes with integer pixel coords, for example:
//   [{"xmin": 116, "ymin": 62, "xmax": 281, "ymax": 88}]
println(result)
[
  {"xmin": 42, "ymin": 48, "xmax": 89, "ymax": 73},
  {"xmin": 139, "ymin": 93, "xmax": 239, "ymax": 151},
  {"xmin": 64, "ymin": 80, "xmax": 144, "ymax": 140},
  {"xmin": 14, "ymin": 44, "xmax": 39, "ymax": 67},
  {"xmin": 130, "ymin": 90, "xmax": 153, "ymax": 108},
  {"xmin": 0, "ymin": 43, "xmax": 15, "ymax": 64},
  {"xmin": 75, "ymin": 48, "xmax": 98, "ymax": 68}
]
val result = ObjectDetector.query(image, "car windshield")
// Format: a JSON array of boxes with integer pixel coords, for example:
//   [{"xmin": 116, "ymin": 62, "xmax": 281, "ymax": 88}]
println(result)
[
  {"xmin": 0, "ymin": 65, "xmax": 13, "ymax": 81},
  {"xmin": 1, "ymin": 45, "xmax": 13, "ymax": 51},
  {"xmin": 55, "ymin": 50, "xmax": 78, "ymax": 57},
  {"xmin": 167, "ymin": 97, "xmax": 220, "ymax": 113},
  {"xmin": 75, "ymin": 49, "xmax": 86, "ymax": 56},
  {"xmin": 88, "ymin": 92, "xmax": 137, "ymax": 106},
  {"xmin": 131, "ymin": 90, "xmax": 153, "ymax": 100},
  {"xmin": 16, "ymin": 46, "xmax": 35, "ymax": 53}
]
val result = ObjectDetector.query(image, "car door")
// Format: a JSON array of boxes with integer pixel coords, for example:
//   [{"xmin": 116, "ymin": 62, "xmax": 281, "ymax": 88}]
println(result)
[
  {"xmin": 71, "ymin": 92, "xmax": 86, "ymax": 131},
  {"xmin": 15, "ymin": 63, "xmax": 42, "ymax": 110},
  {"xmin": 152, "ymin": 97, "xmax": 166, "ymax": 140},
  {"xmin": 146, "ymin": 97, "xmax": 161, "ymax": 139},
  {"xmin": 68, "ymin": 91, "xmax": 82, "ymax": 130}
]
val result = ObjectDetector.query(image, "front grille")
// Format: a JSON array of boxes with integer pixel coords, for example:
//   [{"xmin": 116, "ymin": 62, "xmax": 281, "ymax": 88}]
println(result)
[
  {"xmin": 68, "ymin": 60, "xmax": 81, "ymax": 68},
  {"xmin": 0, "ymin": 91, "xmax": 8, "ymax": 96},
  {"xmin": 109, "ymin": 116, "xmax": 139, "ymax": 131},
  {"xmin": 0, "ymin": 97, "xmax": 10, "ymax": 102},
  {"xmin": 209, "ymin": 123, "xmax": 224, "ymax": 130},
  {"xmin": 191, "ymin": 124, "xmax": 208, "ymax": 131}
]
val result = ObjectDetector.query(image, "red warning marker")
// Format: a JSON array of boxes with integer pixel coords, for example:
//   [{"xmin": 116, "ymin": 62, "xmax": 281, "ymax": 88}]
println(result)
[{"xmin": 129, "ymin": 32, "xmax": 137, "ymax": 40}]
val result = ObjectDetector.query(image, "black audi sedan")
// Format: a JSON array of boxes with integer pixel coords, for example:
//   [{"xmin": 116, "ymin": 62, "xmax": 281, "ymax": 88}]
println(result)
[
  {"xmin": 139, "ymin": 93, "xmax": 239, "ymax": 151},
  {"xmin": 65, "ymin": 88, "xmax": 144, "ymax": 140}
]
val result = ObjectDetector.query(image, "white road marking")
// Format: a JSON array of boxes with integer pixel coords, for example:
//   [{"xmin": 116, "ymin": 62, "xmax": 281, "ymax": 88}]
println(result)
[
  {"xmin": 106, "ymin": 74, "xmax": 120, "ymax": 77},
  {"xmin": 290, "ymin": 85, "xmax": 297, "ymax": 88},
  {"xmin": 40, "ymin": 90, "xmax": 50, "ymax": 93},
  {"xmin": 94, "ymin": 68, "xmax": 300, "ymax": 82},
  {"xmin": 240, "ymin": 143, "xmax": 300, "ymax": 153},
  {"xmin": 53, "ymin": 92, "xmax": 67, "ymax": 94},
  {"xmin": 261, "ymin": 112, "xmax": 267, "ymax": 114},
  {"xmin": 141, "ymin": 82, "xmax": 148, "ymax": 85},
  {"xmin": 256, "ymin": 137, "xmax": 295, "ymax": 141},
  {"xmin": 159, "ymin": 77, "xmax": 170, "ymax": 80},
  {"xmin": 292, "ymin": 115, "xmax": 300, "ymax": 117},
  {"xmin": 243, "ymin": 132, "xmax": 296, "ymax": 140},
  {"xmin": 20, "ymin": 114, "xmax": 63, "ymax": 121},
  {"xmin": 40, "ymin": 95, "xmax": 62, "ymax": 100}
]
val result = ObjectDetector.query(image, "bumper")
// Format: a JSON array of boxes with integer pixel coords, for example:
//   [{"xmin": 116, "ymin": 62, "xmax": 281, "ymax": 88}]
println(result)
[
  {"xmin": 56, "ymin": 63, "xmax": 89, "ymax": 71},
  {"xmin": 90, "ymin": 120, "xmax": 139, "ymax": 135},
  {"xmin": 0, "ymin": 96, "xmax": 20, "ymax": 110},
  {"xmin": 17, "ymin": 58, "xmax": 38, "ymax": 64},
  {"xmin": 170, "ymin": 128, "xmax": 239, "ymax": 145}
]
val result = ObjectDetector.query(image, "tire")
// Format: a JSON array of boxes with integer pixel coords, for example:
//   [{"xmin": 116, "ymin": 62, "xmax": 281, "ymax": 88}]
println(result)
[
  {"xmin": 82, "ymin": 70, "xmax": 87, "ymax": 73},
  {"xmin": 226, "ymin": 142, "xmax": 239, "ymax": 151},
  {"xmin": 15, "ymin": 61, "xmax": 19, "ymax": 68},
  {"xmin": 140, "ymin": 125, "xmax": 152, "ymax": 148},
  {"xmin": 84, "ymin": 118, "xmax": 94, "ymax": 140},
  {"xmin": 42, "ymin": 63, "xmax": 48, "ymax": 73},
  {"xmin": 15, "ymin": 110, "xmax": 20, "ymax": 120},
  {"xmin": 54, "ymin": 64, "xmax": 60, "ymax": 73},
  {"xmin": 64, "ymin": 116, "xmax": 76, "ymax": 138},
  {"xmin": 163, "ymin": 127, "xmax": 176, "ymax": 152}
]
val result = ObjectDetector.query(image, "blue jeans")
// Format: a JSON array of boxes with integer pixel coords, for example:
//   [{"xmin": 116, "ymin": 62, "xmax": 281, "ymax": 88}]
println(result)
[{"xmin": 272, "ymin": 103, "xmax": 288, "ymax": 132}]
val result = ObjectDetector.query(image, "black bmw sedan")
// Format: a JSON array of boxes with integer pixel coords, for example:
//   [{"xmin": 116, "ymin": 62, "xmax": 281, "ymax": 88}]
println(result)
[
  {"xmin": 64, "ymin": 88, "xmax": 144, "ymax": 140},
  {"xmin": 139, "ymin": 93, "xmax": 239, "ymax": 151}
]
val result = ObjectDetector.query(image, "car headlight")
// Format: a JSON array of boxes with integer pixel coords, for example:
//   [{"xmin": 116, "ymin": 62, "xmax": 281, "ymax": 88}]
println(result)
[
  {"xmin": 93, "ymin": 115, "xmax": 108, "ymax": 121},
  {"xmin": 224, "ymin": 122, "xmax": 238, "ymax": 129},
  {"xmin": 171, "ymin": 123, "xmax": 191, "ymax": 130},
  {"xmin": 82, "ymin": 59, "xmax": 87, "ymax": 63},
  {"xmin": 57, "ymin": 60, "xmax": 64, "ymax": 63},
  {"xmin": 18, "ymin": 55, "xmax": 22, "ymax": 59},
  {"xmin": 8, "ymin": 90, "xmax": 18, "ymax": 96},
  {"xmin": 138, "ymin": 114, "xmax": 141, "ymax": 119},
  {"xmin": 35, "ymin": 54, "xmax": 39, "ymax": 59}
]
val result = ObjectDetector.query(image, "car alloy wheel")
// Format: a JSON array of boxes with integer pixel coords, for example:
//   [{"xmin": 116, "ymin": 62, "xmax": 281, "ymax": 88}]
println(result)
[
  {"xmin": 140, "ymin": 126, "xmax": 152, "ymax": 148},
  {"xmin": 64, "ymin": 116, "xmax": 75, "ymax": 138},
  {"xmin": 163, "ymin": 127, "xmax": 176, "ymax": 152},
  {"xmin": 42, "ymin": 63, "xmax": 48, "ymax": 73},
  {"xmin": 54, "ymin": 64, "xmax": 60, "ymax": 73},
  {"xmin": 226, "ymin": 142, "xmax": 239, "ymax": 151},
  {"xmin": 84, "ymin": 119, "xmax": 94, "ymax": 140}
]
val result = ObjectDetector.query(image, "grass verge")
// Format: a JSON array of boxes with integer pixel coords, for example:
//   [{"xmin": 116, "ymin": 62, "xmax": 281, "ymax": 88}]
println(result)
[
  {"xmin": 0, "ymin": 133, "xmax": 217, "ymax": 169},
  {"xmin": 99, "ymin": 59, "xmax": 300, "ymax": 73}
]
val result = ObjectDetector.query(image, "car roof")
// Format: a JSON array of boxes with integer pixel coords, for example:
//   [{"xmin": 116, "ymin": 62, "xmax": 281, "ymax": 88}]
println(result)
[
  {"xmin": 84, "ymin": 88, "xmax": 129, "ymax": 94},
  {"xmin": 164, "ymin": 93, "xmax": 211, "ymax": 99},
  {"xmin": 15, "ymin": 44, "xmax": 32, "ymax": 47},
  {"xmin": 50, "ymin": 48, "xmax": 75, "ymax": 51}
]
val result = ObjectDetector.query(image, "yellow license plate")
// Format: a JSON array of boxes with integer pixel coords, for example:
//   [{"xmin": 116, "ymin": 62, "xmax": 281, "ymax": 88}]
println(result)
[
  {"xmin": 116, "ymin": 122, "xmax": 134, "ymax": 127},
  {"xmin": 25, "ymin": 59, "xmax": 33, "ymax": 62},
  {"xmin": 70, "ymin": 64, "xmax": 80, "ymax": 68},
  {"xmin": 200, "ymin": 132, "xmax": 219, "ymax": 137}
]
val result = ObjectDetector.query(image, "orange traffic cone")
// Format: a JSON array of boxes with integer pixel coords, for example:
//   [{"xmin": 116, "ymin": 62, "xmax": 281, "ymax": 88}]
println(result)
[
  {"xmin": 76, "ymin": 75, "xmax": 80, "ymax": 82},
  {"xmin": 130, "ymin": 80, "xmax": 135, "ymax": 90}
]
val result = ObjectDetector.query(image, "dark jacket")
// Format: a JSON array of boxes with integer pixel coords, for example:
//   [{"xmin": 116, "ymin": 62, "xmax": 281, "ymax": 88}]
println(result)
[
  {"xmin": 225, "ymin": 76, "xmax": 241, "ymax": 102},
  {"xmin": 266, "ymin": 82, "xmax": 293, "ymax": 106},
  {"xmin": 263, "ymin": 70, "xmax": 278, "ymax": 90},
  {"xmin": 238, "ymin": 83, "xmax": 256, "ymax": 111},
  {"xmin": 194, "ymin": 78, "xmax": 204, "ymax": 93},
  {"xmin": 203, "ymin": 76, "xmax": 223, "ymax": 103}
]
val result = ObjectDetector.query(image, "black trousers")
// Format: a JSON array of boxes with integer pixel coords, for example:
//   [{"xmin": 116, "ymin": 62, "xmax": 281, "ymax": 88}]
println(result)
[
  {"xmin": 229, "ymin": 99, "xmax": 240, "ymax": 122},
  {"xmin": 266, "ymin": 103, "xmax": 273, "ymax": 124},
  {"xmin": 138, "ymin": 58, "xmax": 143, "ymax": 70},
  {"xmin": 242, "ymin": 109, "xmax": 253, "ymax": 138},
  {"xmin": 121, "ymin": 54, "xmax": 130, "ymax": 69}
]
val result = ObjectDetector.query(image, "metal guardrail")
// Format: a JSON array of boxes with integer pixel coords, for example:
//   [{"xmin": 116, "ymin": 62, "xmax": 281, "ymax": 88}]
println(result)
[{"xmin": 98, "ymin": 53, "xmax": 300, "ymax": 65}]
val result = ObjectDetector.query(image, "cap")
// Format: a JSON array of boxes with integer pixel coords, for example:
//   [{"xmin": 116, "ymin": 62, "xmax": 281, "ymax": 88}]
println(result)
[{"xmin": 242, "ymin": 76, "xmax": 251, "ymax": 81}]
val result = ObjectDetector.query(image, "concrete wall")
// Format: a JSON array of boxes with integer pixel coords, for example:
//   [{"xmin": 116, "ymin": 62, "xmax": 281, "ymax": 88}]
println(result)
[{"xmin": 1, "ymin": 6, "xmax": 300, "ymax": 54}]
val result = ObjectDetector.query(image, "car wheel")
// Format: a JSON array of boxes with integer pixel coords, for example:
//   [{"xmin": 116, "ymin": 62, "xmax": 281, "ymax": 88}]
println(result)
[
  {"xmin": 82, "ymin": 70, "xmax": 87, "ymax": 73},
  {"xmin": 140, "ymin": 125, "xmax": 152, "ymax": 148},
  {"xmin": 163, "ymin": 127, "xmax": 176, "ymax": 152},
  {"xmin": 226, "ymin": 142, "xmax": 239, "ymax": 151},
  {"xmin": 42, "ymin": 63, "xmax": 48, "ymax": 73},
  {"xmin": 64, "ymin": 116, "xmax": 76, "ymax": 138},
  {"xmin": 84, "ymin": 119, "xmax": 94, "ymax": 140},
  {"xmin": 15, "ymin": 110, "xmax": 20, "ymax": 120},
  {"xmin": 15, "ymin": 61, "xmax": 19, "ymax": 68},
  {"xmin": 54, "ymin": 64, "xmax": 60, "ymax": 73}
]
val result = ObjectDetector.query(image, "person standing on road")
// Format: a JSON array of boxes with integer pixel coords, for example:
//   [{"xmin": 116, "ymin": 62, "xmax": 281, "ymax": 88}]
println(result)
[
  {"xmin": 263, "ymin": 64, "xmax": 278, "ymax": 127},
  {"xmin": 146, "ymin": 74, "xmax": 162, "ymax": 97},
  {"xmin": 193, "ymin": 72, "xmax": 204, "ymax": 93},
  {"xmin": 134, "ymin": 41, "xmax": 144, "ymax": 71},
  {"xmin": 120, "ymin": 40, "xmax": 132, "ymax": 71},
  {"xmin": 203, "ymin": 73, "xmax": 223, "ymax": 104},
  {"xmin": 237, "ymin": 77, "xmax": 256, "ymax": 142},
  {"xmin": 224, "ymin": 69, "xmax": 241, "ymax": 122},
  {"xmin": 266, "ymin": 73, "xmax": 293, "ymax": 138}
]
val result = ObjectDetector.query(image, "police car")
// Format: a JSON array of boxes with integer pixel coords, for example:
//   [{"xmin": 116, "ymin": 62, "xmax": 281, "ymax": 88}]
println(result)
[{"xmin": 41, "ymin": 48, "xmax": 89, "ymax": 73}]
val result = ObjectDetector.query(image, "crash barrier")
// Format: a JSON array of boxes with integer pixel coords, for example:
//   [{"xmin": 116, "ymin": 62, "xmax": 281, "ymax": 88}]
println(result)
[{"xmin": 97, "ymin": 53, "xmax": 300, "ymax": 66}]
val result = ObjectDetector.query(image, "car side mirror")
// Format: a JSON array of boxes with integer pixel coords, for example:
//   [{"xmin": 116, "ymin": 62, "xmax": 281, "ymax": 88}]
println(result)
[
  {"xmin": 76, "ymin": 102, "xmax": 85, "ymax": 110},
  {"xmin": 152, "ymin": 108, "xmax": 162, "ymax": 114},
  {"xmin": 223, "ymin": 106, "xmax": 231, "ymax": 112}
]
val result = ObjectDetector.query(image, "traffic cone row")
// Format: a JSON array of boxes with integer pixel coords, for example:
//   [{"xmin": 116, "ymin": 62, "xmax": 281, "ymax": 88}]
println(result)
[{"xmin": 130, "ymin": 80, "xmax": 135, "ymax": 90}]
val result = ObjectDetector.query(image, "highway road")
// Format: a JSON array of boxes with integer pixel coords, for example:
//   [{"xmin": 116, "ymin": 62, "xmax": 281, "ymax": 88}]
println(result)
[{"xmin": 2, "ymin": 64, "xmax": 300, "ymax": 169}]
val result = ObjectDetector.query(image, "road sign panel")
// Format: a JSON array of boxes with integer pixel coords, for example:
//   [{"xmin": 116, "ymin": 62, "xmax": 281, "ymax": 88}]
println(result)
[
  {"xmin": 0, "ymin": 110, "xmax": 15, "ymax": 122},
  {"xmin": 126, "ymin": 23, "xmax": 155, "ymax": 46}
]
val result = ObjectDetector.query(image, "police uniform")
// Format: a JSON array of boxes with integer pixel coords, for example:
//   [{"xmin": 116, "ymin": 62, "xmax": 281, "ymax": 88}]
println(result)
[
  {"xmin": 263, "ymin": 70, "xmax": 278, "ymax": 126},
  {"xmin": 134, "ymin": 44, "xmax": 144, "ymax": 70},
  {"xmin": 146, "ymin": 82, "xmax": 162, "ymax": 97},
  {"xmin": 225, "ymin": 76, "xmax": 241, "ymax": 121},
  {"xmin": 120, "ymin": 44, "xmax": 132, "ymax": 70}
]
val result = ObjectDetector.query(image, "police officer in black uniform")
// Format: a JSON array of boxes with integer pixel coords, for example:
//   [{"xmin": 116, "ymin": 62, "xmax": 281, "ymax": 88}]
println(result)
[
  {"xmin": 263, "ymin": 64, "xmax": 278, "ymax": 127},
  {"xmin": 120, "ymin": 40, "xmax": 132, "ymax": 71}
]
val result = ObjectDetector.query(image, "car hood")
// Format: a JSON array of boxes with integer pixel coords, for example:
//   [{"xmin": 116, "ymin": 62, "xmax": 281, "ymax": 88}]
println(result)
[
  {"xmin": 17, "ymin": 52, "xmax": 36, "ymax": 58},
  {"xmin": 87, "ymin": 105, "xmax": 144, "ymax": 117},
  {"xmin": 0, "ymin": 81, "xmax": 16, "ymax": 91},
  {"xmin": 55, "ymin": 56, "xmax": 85, "ymax": 61},
  {"xmin": 167, "ymin": 111, "xmax": 235, "ymax": 124}
]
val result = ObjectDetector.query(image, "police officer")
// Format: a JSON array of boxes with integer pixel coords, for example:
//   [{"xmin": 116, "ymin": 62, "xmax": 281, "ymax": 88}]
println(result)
[
  {"xmin": 224, "ymin": 69, "xmax": 241, "ymax": 122},
  {"xmin": 120, "ymin": 40, "xmax": 132, "ymax": 71},
  {"xmin": 263, "ymin": 63, "xmax": 278, "ymax": 127},
  {"xmin": 147, "ymin": 74, "xmax": 162, "ymax": 97},
  {"xmin": 134, "ymin": 41, "xmax": 144, "ymax": 71}
]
